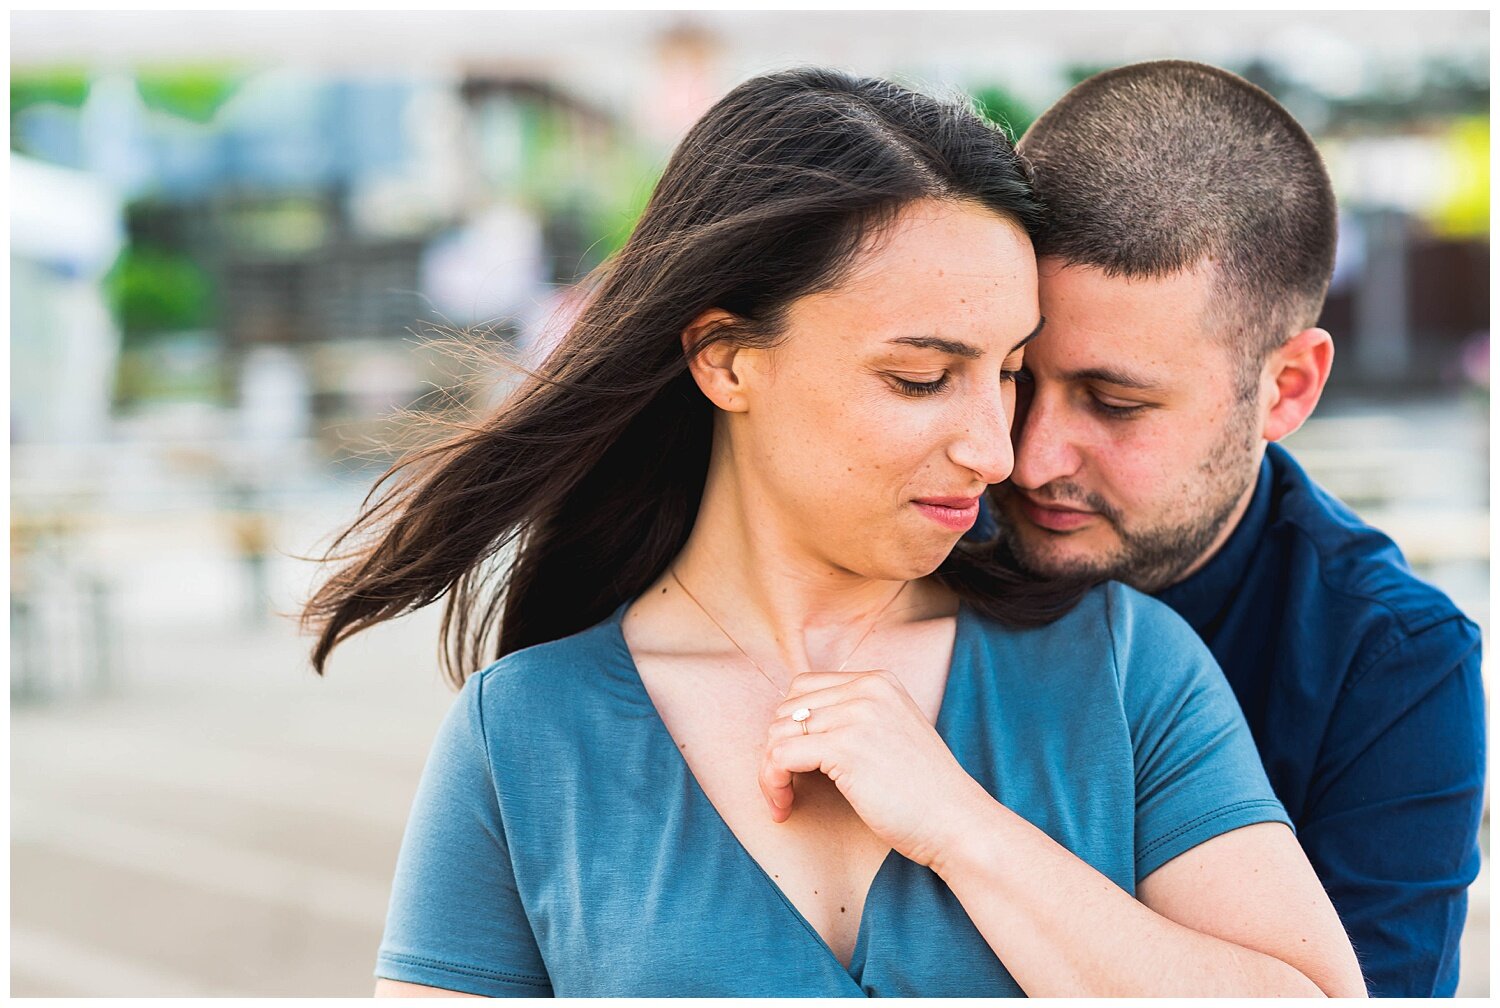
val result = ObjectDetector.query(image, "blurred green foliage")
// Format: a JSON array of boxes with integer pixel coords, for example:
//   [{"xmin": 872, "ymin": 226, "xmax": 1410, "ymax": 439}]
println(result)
[
  {"xmin": 135, "ymin": 67, "xmax": 242, "ymax": 124},
  {"xmin": 222, "ymin": 197, "xmax": 329, "ymax": 256},
  {"xmin": 11, "ymin": 68, "xmax": 90, "ymax": 152},
  {"xmin": 103, "ymin": 245, "xmax": 215, "ymax": 343},
  {"xmin": 11, "ymin": 65, "xmax": 241, "ymax": 124},
  {"xmin": 593, "ymin": 165, "xmax": 658, "ymax": 263},
  {"xmin": 11, "ymin": 68, "xmax": 91, "ymax": 113},
  {"xmin": 112, "ymin": 332, "xmax": 229, "ymax": 406},
  {"xmin": 496, "ymin": 92, "xmax": 661, "ymax": 274},
  {"xmin": 970, "ymin": 86, "xmax": 1034, "ymax": 141}
]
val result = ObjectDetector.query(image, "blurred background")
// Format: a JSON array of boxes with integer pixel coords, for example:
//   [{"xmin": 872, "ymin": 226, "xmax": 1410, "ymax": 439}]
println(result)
[{"xmin": 9, "ymin": 10, "xmax": 1489, "ymax": 997}]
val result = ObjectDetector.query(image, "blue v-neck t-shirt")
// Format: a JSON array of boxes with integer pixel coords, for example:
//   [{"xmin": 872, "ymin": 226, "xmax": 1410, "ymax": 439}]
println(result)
[{"xmin": 375, "ymin": 581, "xmax": 1291, "ymax": 997}]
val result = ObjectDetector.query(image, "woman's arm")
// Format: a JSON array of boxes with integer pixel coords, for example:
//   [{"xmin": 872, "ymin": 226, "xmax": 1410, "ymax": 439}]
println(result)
[
  {"xmin": 930, "ymin": 789, "xmax": 1367, "ymax": 998},
  {"xmin": 375, "ymin": 979, "xmax": 483, "ymax": 998}
]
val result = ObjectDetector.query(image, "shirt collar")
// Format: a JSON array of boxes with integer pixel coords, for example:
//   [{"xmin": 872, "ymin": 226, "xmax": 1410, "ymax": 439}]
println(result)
[{"xmin": 1152, "ymin": 447, "xmax": 1277, "ymax": 634}]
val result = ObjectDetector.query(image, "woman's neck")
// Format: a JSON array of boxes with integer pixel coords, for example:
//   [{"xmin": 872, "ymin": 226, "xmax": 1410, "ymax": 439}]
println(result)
[{"xmin": 665, "ymin": 453, "xmax": 932, "ymax": 678}]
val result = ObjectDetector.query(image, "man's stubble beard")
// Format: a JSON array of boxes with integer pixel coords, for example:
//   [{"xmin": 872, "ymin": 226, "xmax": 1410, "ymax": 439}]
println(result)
[{"xmin": 995, "ymin": 402, "xmax": 1262, "ymax": 594}]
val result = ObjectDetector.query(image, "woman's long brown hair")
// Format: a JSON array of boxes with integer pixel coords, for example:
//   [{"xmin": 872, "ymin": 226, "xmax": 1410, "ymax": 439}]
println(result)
[{"xmin": 302, "ymin": 68, "xmax": 1092, "ymax": 687}]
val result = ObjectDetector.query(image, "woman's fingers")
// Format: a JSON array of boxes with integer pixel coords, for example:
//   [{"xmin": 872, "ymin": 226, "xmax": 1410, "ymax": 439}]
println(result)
[
  {"xmin": 761, "ymin": 672, "xmax": 911, "ymax": 821},
  {"xmin": 759, "ymin": 734, "xmax": 837, "ymax": 822},
  {"xmin": 774, "ymin": 669, "xmax": 905, "ymax": 721},
  {"xmin": 782, "ymin": 668, "xmax": 902, "ymax": 704},
  {"xmin": 767, "ymin": 694, "xmax": 871, "ymax": 745},
  {"xmin": 773, "ymin": 684, "xmax": 857, "ymax": 724},
  {"xmin": 755, "ymin": 668, "xmax": 977, "ymax": 866},
  {"xmin": 782, "ymin": 670, "xmax": 867, "ymax": 699}
]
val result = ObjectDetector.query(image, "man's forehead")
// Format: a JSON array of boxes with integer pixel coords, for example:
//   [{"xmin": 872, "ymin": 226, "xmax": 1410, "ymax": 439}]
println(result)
[
  {"xmin": 1034, "ymin": 260, "xmax": 1225, "ymax": 353},
  {"xmin": 1028, "ymin": 265, "xmax": 1253, "ymax": 396},
  {"xmin": 1026, "ymin": 321, "xmax": 1234, "ymax": 389},
  {"xmin": 1036, "ymin": 256, "xmax": 1218, "ymax": 308}
]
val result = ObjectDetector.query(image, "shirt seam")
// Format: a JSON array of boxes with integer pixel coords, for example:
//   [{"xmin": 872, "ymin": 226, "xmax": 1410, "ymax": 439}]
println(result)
[
  {"xmin": 471, "ymin": 670, "xmax": 508, "ymax": 817},
  {"xmin": 1280, "ymin": 511, "xmax": 1477, "ymax": 652},
  {"xmin": 465, "ymin": 669, "xmax": 557, "ymax": 982},
  {"xmin": 1137, "ymin": 798, "xmax": 1286, "ymax": 861},
  {"xmin": 1339, "ymin": 611, "xmax": 1478, "ymax": 694},
  {"xmin": 1103, "ymin": 582, "xmax": 1123, "ymax": 693},
  {"xmin": 378, "ymin": 950, "xmax": 551, "ymax": 986}
]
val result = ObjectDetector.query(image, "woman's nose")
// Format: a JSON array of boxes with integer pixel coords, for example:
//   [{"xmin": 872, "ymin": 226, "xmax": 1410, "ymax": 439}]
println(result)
[{"xmin": 948, "ymin": 392, "xmax": 1015, "ymax": 485}]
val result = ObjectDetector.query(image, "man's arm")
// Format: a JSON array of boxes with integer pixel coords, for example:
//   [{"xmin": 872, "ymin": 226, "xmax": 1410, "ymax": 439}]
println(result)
[{"xmin": 1298, "ymin": 616, "xmax": 1485, "ymax": 997}]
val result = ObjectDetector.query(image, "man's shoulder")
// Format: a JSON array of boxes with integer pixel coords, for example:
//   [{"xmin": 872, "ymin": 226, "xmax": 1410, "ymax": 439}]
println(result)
[{"xmin": 1264, "ymin": 444, "xmax": 1479, "ymax": 650}]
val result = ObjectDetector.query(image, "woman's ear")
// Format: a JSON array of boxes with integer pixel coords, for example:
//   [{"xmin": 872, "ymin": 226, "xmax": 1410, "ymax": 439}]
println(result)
[{"xmin": 682, "ymin": 309, "xmax": 753, "ymax": 413}]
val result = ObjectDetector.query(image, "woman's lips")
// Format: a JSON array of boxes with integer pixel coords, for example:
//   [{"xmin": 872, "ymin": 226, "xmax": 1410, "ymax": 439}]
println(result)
[
  {"xmin": 913, "ymin": 496, "xmax": 981, "ymax": 532},
  {"xmin": 1015, "ymin": 494, "xmax": 1098, "ymax": 532}
]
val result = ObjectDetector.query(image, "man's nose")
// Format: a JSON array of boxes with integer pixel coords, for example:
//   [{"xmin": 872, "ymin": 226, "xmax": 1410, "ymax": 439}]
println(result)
[{"xmin": 1010, "ymin": 388, "xmax": 1083, "ymax": 490}]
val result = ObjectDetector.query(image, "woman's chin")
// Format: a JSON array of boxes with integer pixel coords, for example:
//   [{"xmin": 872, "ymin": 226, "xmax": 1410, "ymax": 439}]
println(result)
[{"xmin": 864, "ymin": 540, "xmax": 961, "ymax": 582}]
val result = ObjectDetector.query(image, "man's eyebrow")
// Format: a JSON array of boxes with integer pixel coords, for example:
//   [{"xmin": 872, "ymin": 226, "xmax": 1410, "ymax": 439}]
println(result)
[
  {"xmin": 1062, "ymin": 366, "xmax": 1165, "ymax": 392},
  {"xmin": 887, "ymin": 316, "xmax": 1045, "ymax": 360}
]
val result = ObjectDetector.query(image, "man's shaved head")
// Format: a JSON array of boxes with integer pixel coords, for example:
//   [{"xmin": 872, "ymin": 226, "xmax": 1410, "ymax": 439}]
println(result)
[{"xmin": 1020, "ymin": 60, "xmax": 1337, "ymax": 397}]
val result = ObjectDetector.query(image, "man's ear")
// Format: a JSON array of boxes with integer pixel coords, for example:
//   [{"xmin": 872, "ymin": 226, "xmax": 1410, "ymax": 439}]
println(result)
[
  {"xmin": 1261, "ymin": 327, "xmax": 1334, "ymax": 443},
  {"xmin": 682, "ymin": 308, "xmax": 753, "ymax": 414}
]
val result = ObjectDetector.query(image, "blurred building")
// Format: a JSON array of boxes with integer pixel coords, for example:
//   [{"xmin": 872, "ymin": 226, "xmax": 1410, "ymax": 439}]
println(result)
[
  {"xmin": 10, "ymin": 13, "xmax": 1488, "ymax": 449},
  {"xmin": 11, "ymin": 153, "xmax": 124, "ymax": 445}
]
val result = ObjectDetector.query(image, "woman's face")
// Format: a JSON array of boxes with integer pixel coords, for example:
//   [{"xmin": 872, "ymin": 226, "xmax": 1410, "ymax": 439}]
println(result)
[{"xmin": 729, "ymin": 197, "xmax": 1041, "ymax": 581}]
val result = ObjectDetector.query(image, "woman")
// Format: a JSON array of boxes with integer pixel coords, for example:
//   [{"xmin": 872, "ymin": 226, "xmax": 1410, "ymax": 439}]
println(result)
[{"xmin": 303, "ymin": 68, "xmax": 1364, "ymax": 997}]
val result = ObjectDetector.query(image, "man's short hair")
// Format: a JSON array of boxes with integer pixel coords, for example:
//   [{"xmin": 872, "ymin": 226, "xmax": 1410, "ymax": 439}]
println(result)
[{"xmin": 1020, "ymin": 60, "xmax": 1337, "ymax": 396}]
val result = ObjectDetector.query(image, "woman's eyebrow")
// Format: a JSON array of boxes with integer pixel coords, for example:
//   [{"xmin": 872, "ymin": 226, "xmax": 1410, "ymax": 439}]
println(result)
[
  {"xmin": 1010, "ymin": 316, "xmax": 1045, "ymax": 354},
  {"xmin": 886, "ymin": 335, "xmax": 983, "ymax": 359},
  {"xmin": 886, "ymin": 316, "xmax": 1045, "ymax": 360}
]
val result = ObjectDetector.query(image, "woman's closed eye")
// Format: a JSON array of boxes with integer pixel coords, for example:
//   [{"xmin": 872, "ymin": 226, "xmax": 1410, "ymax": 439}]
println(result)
[
  {"xmin": 889, "ymin": 373, "xmax": 950, "ymax": 397},
  {"xmin": 889, "ymin": 359, "xmax": 1027, "ymax": 398}
]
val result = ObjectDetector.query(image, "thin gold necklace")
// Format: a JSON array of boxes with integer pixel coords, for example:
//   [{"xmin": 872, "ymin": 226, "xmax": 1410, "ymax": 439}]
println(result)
[{"xmin": 668, "ymin": 568, "xmax": 909, "ymax": 698}]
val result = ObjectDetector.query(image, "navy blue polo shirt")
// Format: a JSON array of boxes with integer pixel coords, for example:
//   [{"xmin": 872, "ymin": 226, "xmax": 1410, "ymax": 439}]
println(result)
[{"xmin": 1150, "ymin": 442, "xmax": 1484, "ymax": 997}]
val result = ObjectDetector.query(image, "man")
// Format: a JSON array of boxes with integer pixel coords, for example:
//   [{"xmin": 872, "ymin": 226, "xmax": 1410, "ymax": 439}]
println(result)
[{"xmin": 989, "ymin": 61, "xmax": 1485, "ymax": 997}]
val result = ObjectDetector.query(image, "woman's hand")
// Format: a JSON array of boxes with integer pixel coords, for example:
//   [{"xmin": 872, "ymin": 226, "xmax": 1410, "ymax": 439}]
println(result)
[
  {"xmin": 759, "ymin": 669, "xmax": 991, "ymax": 868},
  {"xmin": 759, "ymin": 670, "xmax": 1363, "ymax": 998}
]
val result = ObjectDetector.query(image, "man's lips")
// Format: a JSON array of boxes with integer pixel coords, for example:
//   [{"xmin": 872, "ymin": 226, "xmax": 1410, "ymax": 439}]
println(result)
[
  {"xmin": 1014, "ymin": 493, "xmax": 1099, "ymax": 532},
  {"xmin": 912, "ymin": 495, "xmax": 981, "ymax": 532}
]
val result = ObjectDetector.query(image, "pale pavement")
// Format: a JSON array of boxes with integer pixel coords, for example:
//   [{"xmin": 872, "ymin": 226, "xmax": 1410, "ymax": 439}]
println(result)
[{"xmin": 11, "ymin": 600, "xmax": 454, "ymax": 996}]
